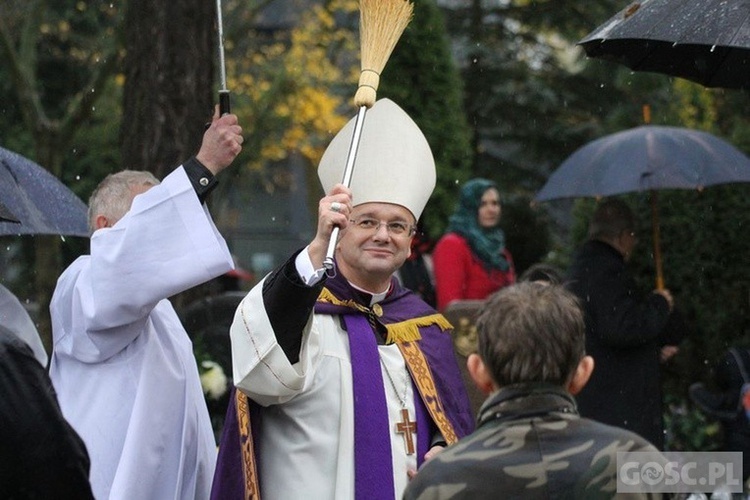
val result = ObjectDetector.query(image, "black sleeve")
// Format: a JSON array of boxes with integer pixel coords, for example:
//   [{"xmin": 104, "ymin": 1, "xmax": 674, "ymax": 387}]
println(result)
[
  {"xmin": 659, "ymin": 306, "xmax": 689, "ymax": 346},
  {"xmin": 0, "ymin": 330, "xmax": 94, "ymax": 499},
  {"xmin": 262, "ymin": 249, "xmax": 326, "ymax": 364},
  {"xmin": 182, "ymin": 156, "xmax": 218, "ymax": 203},
  {"xmin": 590, "ymin": 267, "xmax": 672, "ymax": 348}
]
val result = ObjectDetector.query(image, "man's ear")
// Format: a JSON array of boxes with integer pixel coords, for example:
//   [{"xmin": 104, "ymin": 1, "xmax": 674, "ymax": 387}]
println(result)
[
  {"xmin": 567, "ymin": 355, "xmax": 594, "ymax": 396},
  {"xmin": 95, "ymin": 214, "xmax": 110, "ymax": 230},
  {"xmin": 467, "ymin": 353, "xmax": 496, "ymax": 396}
]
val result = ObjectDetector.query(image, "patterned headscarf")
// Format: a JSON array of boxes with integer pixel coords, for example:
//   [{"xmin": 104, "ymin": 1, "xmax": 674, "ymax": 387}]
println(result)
[{"xmin": 446, "ymin": 178, "xmax": 509, "ymax": 271}]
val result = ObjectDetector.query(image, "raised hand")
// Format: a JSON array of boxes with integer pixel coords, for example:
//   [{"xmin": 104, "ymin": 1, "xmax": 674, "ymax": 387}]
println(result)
[
  {"xmin": 307, "ymin": 184, "xmax": 353, "ymax": 269},
  {"xmin": 196, "ymin": 106, "xmax": 243, "ymax": 175}
]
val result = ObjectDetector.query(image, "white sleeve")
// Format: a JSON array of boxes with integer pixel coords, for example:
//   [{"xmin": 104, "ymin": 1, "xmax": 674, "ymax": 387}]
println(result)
[
  {"xmin": 51, "ymin": 166, "xmax": 233, "ymax": 363},
  {"xmin": 294, "ymin": 246, "xmax": 326, "ymax": 286},
  {"xmin": 229, "ymin": 276, "xmax": 322, "ymax": 406}
]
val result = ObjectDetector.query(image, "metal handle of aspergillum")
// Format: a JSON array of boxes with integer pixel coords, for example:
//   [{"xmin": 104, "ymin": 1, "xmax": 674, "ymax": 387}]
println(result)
[
  {"xmin": 322, "ymin": 107, "xmax": 367, "ymax": 273},
  {"xmin": 216, "ymin": 0, "xmax": 230, "ymax": 115}
]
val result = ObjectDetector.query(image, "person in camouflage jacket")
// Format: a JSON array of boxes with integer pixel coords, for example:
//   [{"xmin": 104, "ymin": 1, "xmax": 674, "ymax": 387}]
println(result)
[{"xmin": 403, "ymin": 282, "xmax": 662, "ymax": 500}]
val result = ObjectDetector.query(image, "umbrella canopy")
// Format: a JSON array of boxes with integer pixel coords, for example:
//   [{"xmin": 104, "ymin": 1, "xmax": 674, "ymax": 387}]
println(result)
[
  {"xmin": 536, "ymin": 125, "xmax": 750, "ymax": 289},
  {"xmin": 579, "ymin": 0, "xmax": 750, "ymax": 89},
  {"xmin": 0, "ymin": 200, "xmax": 19, "ymax": 223},
  {"xmin": 0, "ymin": 146, "xmax": 89, "ymax": 237},
  {"xmin": 536, "ymin": 125, "xmax": 750, "ymax": 201}
]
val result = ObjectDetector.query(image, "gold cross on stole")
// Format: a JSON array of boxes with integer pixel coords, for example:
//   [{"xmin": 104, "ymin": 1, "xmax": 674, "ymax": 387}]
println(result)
[{"xmin": 396, "ymin": 408, "xmax": 417, "ymax": 455}]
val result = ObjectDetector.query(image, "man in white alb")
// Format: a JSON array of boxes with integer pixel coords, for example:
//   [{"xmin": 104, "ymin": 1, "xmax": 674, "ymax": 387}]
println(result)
[{"xmin": 49, "ymin": 107, "xmax": 243, "ymax": 500}]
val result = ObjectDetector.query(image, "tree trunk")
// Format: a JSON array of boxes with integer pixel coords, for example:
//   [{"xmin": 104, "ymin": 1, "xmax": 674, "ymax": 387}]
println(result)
[{"xmin": 121, "ymin": 0, "xmax": 216, "ymax": 179}]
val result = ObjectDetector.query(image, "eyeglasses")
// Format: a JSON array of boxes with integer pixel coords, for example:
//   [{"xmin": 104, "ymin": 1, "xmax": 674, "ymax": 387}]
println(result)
[{"xmin": 349, "ymin": 217, "xmax": 416, "ymax": 236}]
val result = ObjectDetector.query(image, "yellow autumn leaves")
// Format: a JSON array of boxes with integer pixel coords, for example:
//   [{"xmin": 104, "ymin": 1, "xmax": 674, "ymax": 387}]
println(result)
[{"xmin": 228, "ymin": 0, "xmax": 361, "ymax": 171}]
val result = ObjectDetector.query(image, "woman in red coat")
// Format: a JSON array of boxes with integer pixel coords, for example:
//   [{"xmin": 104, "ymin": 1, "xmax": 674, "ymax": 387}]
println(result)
[{"xmin": 433, "ymin": 178, "xmax": 516, "ymax": 311}]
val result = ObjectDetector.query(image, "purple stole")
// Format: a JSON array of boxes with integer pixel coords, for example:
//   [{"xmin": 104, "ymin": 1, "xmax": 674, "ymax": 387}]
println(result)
[{"xmin": 345, "ymin": 314, "xmax": 431, "ymax": 500}]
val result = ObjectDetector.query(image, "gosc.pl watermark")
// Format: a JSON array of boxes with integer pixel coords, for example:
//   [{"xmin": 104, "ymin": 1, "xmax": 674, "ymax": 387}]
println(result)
[{"xmin": 617, "ymin": 451, "xmax": 743, "ymax": 493}]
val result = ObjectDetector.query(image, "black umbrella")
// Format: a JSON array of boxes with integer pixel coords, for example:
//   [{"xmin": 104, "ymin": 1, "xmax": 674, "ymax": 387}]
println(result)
[
  {"xmin": 0, "ymin": 146, "xmax": 89, "ymax": 237},
  {"xmin": 536, "ymin": 125, "xmax": 750, "ymax": 288},
  {"xmin": 579, "ymin": 0, "xmax": 750, "ymax": 89}
]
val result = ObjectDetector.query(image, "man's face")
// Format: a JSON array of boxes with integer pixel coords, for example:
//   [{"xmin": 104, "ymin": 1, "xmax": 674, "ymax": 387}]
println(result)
[{"xmin": 336, "ymin": 202, "xmax": 415, "ymax": 291}]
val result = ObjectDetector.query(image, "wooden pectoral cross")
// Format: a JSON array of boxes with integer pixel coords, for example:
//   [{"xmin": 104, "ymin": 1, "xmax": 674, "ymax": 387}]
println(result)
[{"xmin": 395, "ymin": 408, "xmax": 417, "ymax": 455}]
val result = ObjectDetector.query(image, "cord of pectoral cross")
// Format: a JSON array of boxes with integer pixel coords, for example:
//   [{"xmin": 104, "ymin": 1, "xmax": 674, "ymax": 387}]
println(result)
[
  {"xmin": 380, "ymin": 357, "xmax": 409, "ymax": 408},
  {"xmin": 365, "ymin": 310, "xmax": 388, "ymax": 344}
]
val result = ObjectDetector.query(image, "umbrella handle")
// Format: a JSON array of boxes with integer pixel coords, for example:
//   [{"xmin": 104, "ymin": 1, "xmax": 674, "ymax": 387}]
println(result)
[
  {"xmin": 216, "ymin": 0, "xmax": 230, "ymax": 115},
  {"xmin": 219, "ymin": 90, "xmax": 230, "ymax": 116},
  {"xmin": 646, "ymin": 107, "xmax": 664, "ymax": 290},
  {"xmin": 651, "ymin": 191, "xmax": 665, "ymax": 290}
]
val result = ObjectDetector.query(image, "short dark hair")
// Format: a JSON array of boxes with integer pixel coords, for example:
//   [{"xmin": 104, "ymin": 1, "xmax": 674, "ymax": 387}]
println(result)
[
  {"xmin": 588, "ymin": 198, "xmax": 635, "ymax": 240},
  {"xmin": 475, "ymin": 282, "xmax": 585, "ymax": 386},
  {"xmin": 518, "ymin": 263, "xmax": 563, "ymax": 285}
]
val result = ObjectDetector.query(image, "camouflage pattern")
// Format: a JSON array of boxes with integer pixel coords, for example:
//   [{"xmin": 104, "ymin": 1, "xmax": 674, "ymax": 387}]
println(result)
[{"xmin": 403, "ymin": 383, "xmax": 663, "ymax": 500}]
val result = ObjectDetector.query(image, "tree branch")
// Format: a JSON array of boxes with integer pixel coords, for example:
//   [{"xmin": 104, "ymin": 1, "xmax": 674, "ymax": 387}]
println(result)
[{"xmin": 0, "ymin": 0, "xmax": 52, "ymax": 134}]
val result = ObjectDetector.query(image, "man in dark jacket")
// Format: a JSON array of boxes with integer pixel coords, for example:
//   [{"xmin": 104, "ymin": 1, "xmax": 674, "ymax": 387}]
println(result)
[
  {"xmin": 566, "ymin": 198, "xmax": 681, "ymax": 449},
  {"xmin": 0, "ymin": 325, "xmax": 94, "ymax": 499},
  {"xmin": 404, "ymin": 282, "xmax": 663, "ymax": 499},
  {"xmin": 0, "ymin": 202, "xmax": 93, "ymax": 498}
]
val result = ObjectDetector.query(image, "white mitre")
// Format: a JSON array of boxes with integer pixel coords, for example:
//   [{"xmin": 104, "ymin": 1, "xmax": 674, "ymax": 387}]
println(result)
[{"xmin": 318, "ymin": 98, "xmax": 436, "ymax": 220}]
